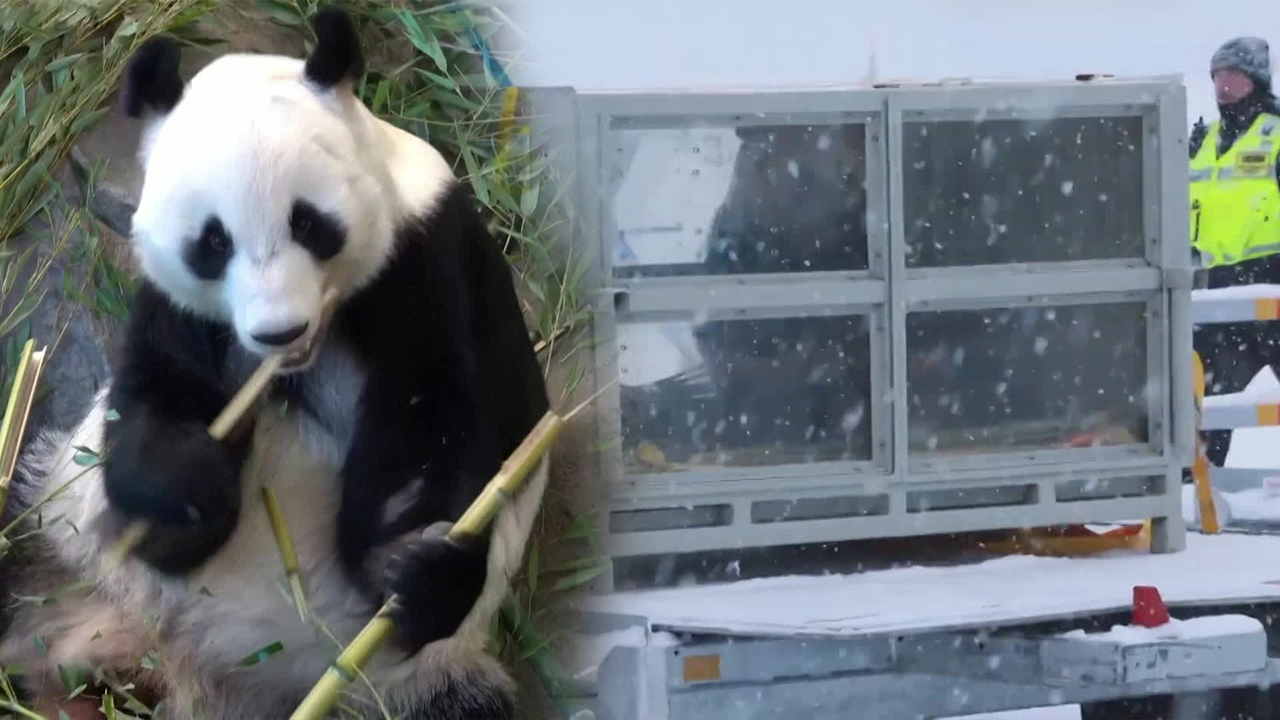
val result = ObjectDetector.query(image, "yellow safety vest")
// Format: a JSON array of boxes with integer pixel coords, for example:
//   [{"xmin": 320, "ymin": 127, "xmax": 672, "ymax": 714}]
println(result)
[{"xmin": 1190, "ymin": 112, "xmax": 1280, "ymax": 267}]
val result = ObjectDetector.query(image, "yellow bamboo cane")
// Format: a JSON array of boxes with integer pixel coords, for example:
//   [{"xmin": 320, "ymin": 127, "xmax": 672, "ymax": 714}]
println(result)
[{"xmin": 288, "ymin": 379, "xmax": 613, "ymax": 720}]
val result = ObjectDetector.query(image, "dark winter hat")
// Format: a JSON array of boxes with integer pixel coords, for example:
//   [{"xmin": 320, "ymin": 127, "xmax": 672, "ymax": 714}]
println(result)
[{"xmin": 1211, "ymin": 36, "xmax": 1272, "ymax": 89}]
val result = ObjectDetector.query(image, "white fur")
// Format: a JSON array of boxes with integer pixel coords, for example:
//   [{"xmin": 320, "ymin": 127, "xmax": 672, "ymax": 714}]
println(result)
[
  {"xmin": 129, "ymin": 52, "xmax": 454, "ymax": 360},
  {"xmin": 0, "ymin": 51, "xmax": 546, "ymax": 718},
  {"xmin": 7, "ymin": 380, "xmax": 547, "ymax": 717}
]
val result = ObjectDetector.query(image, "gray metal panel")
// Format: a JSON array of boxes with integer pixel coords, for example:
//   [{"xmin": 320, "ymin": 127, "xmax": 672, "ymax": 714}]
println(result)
[
  {"xmin": 904, "ymin": 443, "xmax": 1159, "ymax": 478},
  {"xmin": 573, "ymin": 87, "xmax": 886, "ymax": 119},
  {"xmin": 1146, "ymin": 294, "xmax": 1169, "ymax": 458},
  {"xmin": 885, "ymin": 76, "xmax": 1181, "ymax": 113},
  {"xmin": 573, "ymin": 77, "xmax": 1190, "ymax": 567},
  {"xmin": 903, "ymin": 263, "xmax": 1161, "ymax": 303},
  {"xmin": 1040, "ymin": 621, "xmax": 1266, "ymax": 684},
  {"xmin": 885, "ymin": 93, "xmax": 910, "ymax": 479},
  {"xmin": 662, "ymin": 637, "xmax": 895, "ymax": 690},
  {"xmin": 587, "ymin": 606, "xmax": 1273, "ymax": 720},
  {"xmin": 1159, "ymin": 80, "xmax": 1195, "ymax": 468},
  {"xmin": 614, "ymin": 275, "xmax": 884, "ymax": 316},
  {"xmin": 605, "ymin": 487, "xmax": 1169, "ymax": 558},
  {"xmin": 578, "ymin": 95, "xmax": 627, "ymax": 588},
  {"xmin": 868, "ymin": 305, "xmax": 892, "ymax": 469},
  {"xmin": 610, "ymin": 452, "xmax": 1166, "ymax": 501}
]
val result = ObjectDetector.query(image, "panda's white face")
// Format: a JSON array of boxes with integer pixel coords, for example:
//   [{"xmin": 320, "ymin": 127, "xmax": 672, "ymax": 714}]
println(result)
[{"xmin": 129, "ymin": 53, "xmax": 401, "ymax": 370}]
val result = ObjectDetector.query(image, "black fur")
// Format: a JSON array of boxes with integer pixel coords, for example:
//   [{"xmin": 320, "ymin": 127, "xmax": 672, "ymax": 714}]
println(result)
[
  {"xmin": 290, "ymin": 199, "xmax": 346, "ymax": 261},
  {"xmin": 327, "ymin": 180, "xmax": 548, "ymax": 653},
  {"xmin": 304, "ymin": 7, "xmax": 365, "ymax": 89},
  {"xmin": 383, "ymin": 522, "xmax": 490, "ymax": 654},
  {"xmin": 101, "ymin": 281, "xmax": 250, "ymax": 575},
  {"xmin": 121, "ymin": 36, "xmax": 183, "ymax": 118},
  {"xmin": 183, "ymin": 215, "xmax": 234, "ymax": 280},
  {"xmin": 101, "ymin": 178, "xmax": 547, "ymax": 648}
]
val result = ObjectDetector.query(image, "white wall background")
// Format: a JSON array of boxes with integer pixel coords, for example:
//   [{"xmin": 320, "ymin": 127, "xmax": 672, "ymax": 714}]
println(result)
[{"xmin": 497, "ymin": 0, "xmax": 1280, "ymax": 127}]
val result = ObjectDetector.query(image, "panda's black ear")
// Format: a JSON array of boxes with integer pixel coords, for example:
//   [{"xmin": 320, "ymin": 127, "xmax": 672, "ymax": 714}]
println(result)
[
  {"xmin": 122, "ymin": 36, "xmax": 184, "ymax": 118},
  {"xmin": 304, "ymin": 7, "xmax": 364, "ymax": 91}
]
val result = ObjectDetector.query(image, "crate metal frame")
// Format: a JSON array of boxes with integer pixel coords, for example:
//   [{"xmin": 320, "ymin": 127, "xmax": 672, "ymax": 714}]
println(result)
[
  {"xmin": 582, "ymin": 89, "xmax": 894, "ymax": 493},
  {"xmin": 565, "ymin": 77, "xmax": 1191, "ymax": 577}
]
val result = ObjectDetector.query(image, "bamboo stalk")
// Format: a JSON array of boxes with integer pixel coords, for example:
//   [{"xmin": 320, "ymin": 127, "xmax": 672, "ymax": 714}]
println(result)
[
  {"xmin": 263, "ymin": 485, "xmax": 309, "ymax": 621},
  {"xmin": 289, "ymin": 410, "xmax": 567, "ymax": 720},
  {"xmin": 289, "ymin": 380, "xmax": 614, "ymax": 720},
  {"xmin": 110, "ymin": 287, "xmax": 341, "ymax": 566},
  {"xmin": 0, "ymin": 339, "xmax": 48, "ymax": 514},
  {"xmin": 207, "ymin": 354, "xmax": 285, "ymax": 441}
]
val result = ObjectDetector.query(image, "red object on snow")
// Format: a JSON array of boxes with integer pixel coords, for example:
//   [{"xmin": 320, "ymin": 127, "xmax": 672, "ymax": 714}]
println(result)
[{"xmin": 1132, "ymin": 585, "xmax": 1170, "ymax": 627}]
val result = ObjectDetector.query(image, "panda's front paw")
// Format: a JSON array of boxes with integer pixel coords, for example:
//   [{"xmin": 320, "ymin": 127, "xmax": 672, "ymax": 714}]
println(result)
[
  {"xmin": 102, "ymin": 417, "xmax": 243, "ymax": 575},
  {"xmin": 384, "ymin": 521, "xmax": 489, "ymax": 654}
]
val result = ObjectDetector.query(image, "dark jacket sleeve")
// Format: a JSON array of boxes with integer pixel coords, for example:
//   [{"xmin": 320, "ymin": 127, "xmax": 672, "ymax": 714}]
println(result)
[{"xmin": 1190, "ymin": 115, "xmax": 1207, "ymax": 159}]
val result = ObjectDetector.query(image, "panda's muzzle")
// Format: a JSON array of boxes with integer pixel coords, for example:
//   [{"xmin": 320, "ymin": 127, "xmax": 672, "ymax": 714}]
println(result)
[
  {"xmin": 251, "ymin": 322, "xmax": 309, "ymax": 347},
  {"xmin": 274, "ymin": 286, "xmax": 341, "ymax": 372}
]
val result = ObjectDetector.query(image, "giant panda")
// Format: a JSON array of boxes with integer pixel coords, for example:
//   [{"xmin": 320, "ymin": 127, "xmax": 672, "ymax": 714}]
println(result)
[{"xmin": 0, "ymin": 7, "xmax": 550, "ymax": 719}]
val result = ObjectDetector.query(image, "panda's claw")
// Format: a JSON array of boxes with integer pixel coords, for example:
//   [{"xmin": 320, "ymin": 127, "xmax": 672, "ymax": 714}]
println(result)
[{"xmin": 382, "ymin": 526, "xmax": 489, "ymax": 654}]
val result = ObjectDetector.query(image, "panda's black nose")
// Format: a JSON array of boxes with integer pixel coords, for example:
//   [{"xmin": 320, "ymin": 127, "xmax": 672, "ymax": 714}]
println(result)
[{"xmin": 252, "ymin": 322, "xmax": 309, "ymax": 347}]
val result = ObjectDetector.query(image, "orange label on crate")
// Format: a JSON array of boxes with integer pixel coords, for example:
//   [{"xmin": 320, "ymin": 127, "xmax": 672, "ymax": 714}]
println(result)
[
  {"xmin": 682, "ymin": 654, "xmax": 721, "ymax": 683},
  {"xmin": 1258, "ymin": 404, "xmax": 1280, "ymax": 426}
]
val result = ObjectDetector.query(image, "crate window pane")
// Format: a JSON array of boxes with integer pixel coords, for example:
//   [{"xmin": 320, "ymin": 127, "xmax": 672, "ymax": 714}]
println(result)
[
  {"xmin": 617, "ymin": 314, "xmax": 873, "ymax": 474},
  {"xmin": 608, "ymin": 121, "xmax": 870, "ymax": 278},
  {"xmin": 902, "ymin": 115, "xmax": 1146, "ymax": 267},
  {"xmin": 906, "ymin": 301, "xmax": 1149, "ymax": 457}
]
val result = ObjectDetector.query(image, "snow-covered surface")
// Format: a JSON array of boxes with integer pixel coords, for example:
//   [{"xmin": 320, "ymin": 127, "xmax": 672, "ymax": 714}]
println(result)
[
  {"xmin": 942, "ymin": 702, "xmax": 1080, "ymax": 712},
  {"xmin": 1057, "ymin": 614, "xmax": 1262, "ymax": 644},
  {"xmin": 575, "ymin": 533, "xmax": 1280, "ymax": 638},
  {"xmin": 1191, "ymin": 284, "xmax": 1280, "ymax": 301},
  {"xmin": 943, "ymin": 706, "xmax": 1080, "ymax": 720}
]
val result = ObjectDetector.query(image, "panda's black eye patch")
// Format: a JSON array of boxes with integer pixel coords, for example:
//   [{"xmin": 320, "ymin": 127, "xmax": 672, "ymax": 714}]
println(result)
[
  {"xmin": 289, "ymin": 199, "xmax": 345, "ymax": 261},
  {"xmin": 184, "ymin": 216, "xmax": 233, "ymax": 280}
]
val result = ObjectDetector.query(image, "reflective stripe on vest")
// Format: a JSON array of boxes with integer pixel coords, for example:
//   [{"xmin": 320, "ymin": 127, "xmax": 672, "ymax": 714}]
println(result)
[{"xmin": 1190, "ymin": 113, "xmax": 1280, "ymax": 267}]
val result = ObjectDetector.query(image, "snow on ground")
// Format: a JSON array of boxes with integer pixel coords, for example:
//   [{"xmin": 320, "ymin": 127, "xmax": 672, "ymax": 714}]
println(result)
[
  {"xmin": 942, "ymin": 706, "xmax": 1081, "ymax": 720},
  {"xmin": 1057, "ymin": 613, "xmax": 1262, "ymax": 643},
  {"xmin": 1193, "ymin": 364, "xmax": 1280, "ymax": 522},
  {"xmin": 1192, "ymin": 284, "xmax": 1280, "ymax": 301},
  {"xmin": 1214, "ymin": 364, "xmax": 1280, "ymax": 467},
  {"xmin": 575, "ymin": 532, "xmax": 1280, "ymax": 638}
]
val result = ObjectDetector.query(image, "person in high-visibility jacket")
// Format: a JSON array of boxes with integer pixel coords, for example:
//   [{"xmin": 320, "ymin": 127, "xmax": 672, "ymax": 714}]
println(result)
[{"xmin": 1192, "ymin": 36, "xmax": 1280, "ymax": 467}]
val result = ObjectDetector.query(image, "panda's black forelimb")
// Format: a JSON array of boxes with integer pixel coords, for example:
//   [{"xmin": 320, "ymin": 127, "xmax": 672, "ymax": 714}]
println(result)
[
  {"xmin": 100, "ymin": 281, "xmax": 252, "ymax": 576},
  {"xmin": 331, "ymin": 188, "xmax": 548, "ymax": 656},
  {"xmin": 381, "ymin": 520, "xmax": 491, "ymax": 655}
]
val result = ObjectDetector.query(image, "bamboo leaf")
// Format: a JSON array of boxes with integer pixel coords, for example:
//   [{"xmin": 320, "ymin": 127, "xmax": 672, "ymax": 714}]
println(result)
[
  {"xmin": 235, "ymin": 640, "xmax": 284, "ymax": 668},
  {"xmin": 520, "ymin": 181, "xmax": 540, "ymax": 216},
  {"xmin": 551, "ymin": 560, "xmax": 608, "ymax": 592},
  {"xmin": 414, "ymin": 68, "xmax": 457, "ymax": 91},
  {"xmin": 395, "ymin": 9, "xmax": 447, "ymax": 72},
  {"xmin": 254, "ymin": 0, "xmax": 303, "ymax": 25},
  {"xmin": 45, "ymin": 53, "xmax": 84, "ymax": 73}
]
